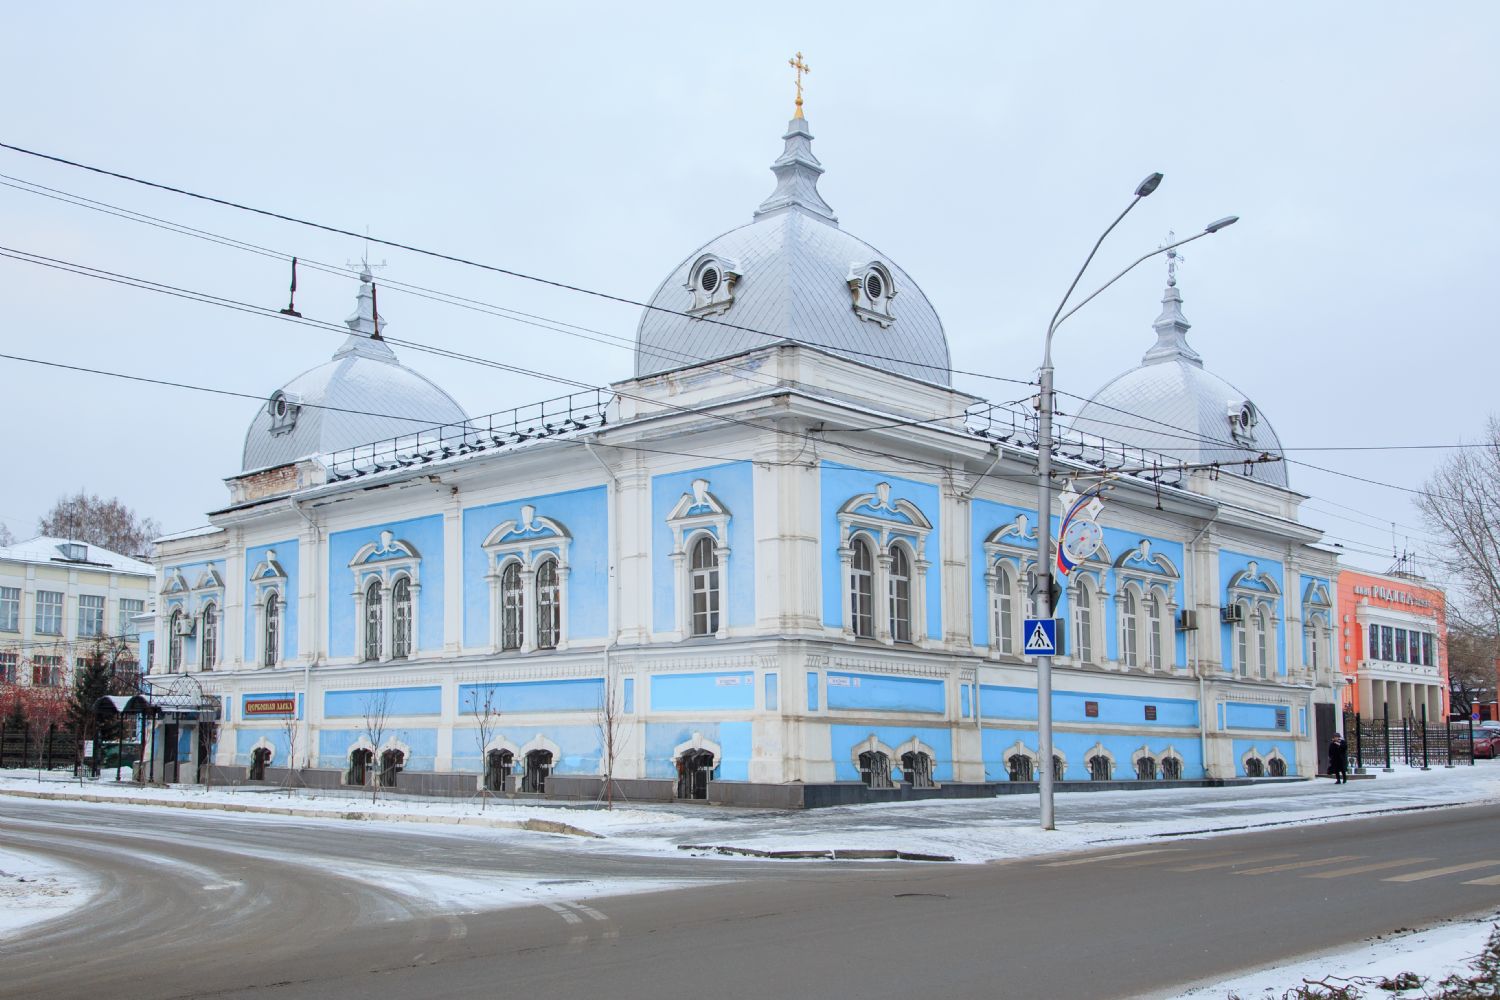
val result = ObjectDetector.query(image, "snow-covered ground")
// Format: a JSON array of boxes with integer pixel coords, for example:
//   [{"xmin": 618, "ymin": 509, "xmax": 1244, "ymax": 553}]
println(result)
[
  {"xmin": 4, "ymin": 762, "xmax": 1499, "ymax": 864},
  {"xmin": 0, "ymin": 847, "xmax": 94, "ymax": 939},
  {"xmin": 1168, "ymin": 911, "xmax": 1500, "ymax": 998}
]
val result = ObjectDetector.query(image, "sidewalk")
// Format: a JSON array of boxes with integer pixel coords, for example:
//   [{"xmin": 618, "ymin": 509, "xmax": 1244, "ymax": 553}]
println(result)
[{"xmin": 4, "ymin": 763, "xmax": 1498, "ymax": 864}]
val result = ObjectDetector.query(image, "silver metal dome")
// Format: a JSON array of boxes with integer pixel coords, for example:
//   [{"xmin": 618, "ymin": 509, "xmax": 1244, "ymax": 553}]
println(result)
[
  {"xmin": 240, "ymin": 272, "xmax": 468, "ymax": 472},
  {"xmin": 1068, "ymin": 281, "xmax": 1288, "ymax": 488},
  {"xmin": 634, "ymin": 116, "xmax": 951, "ymax": 387}
]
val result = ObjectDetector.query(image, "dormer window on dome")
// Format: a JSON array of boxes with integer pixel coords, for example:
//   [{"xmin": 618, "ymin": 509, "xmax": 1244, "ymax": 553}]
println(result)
[
  {"xmin": 1227, "ymin": 399, "xmax": 1259, "ymax": 443},
  {"xmin": 847, "ymin": 261, "xmax": 896, "ymax": 327},
  {"xmin": 686, "ymin": 254, "xmax": 741, "ymax": 317},
  {"xmin": 267, "ymin": 390, "xmax": 301, "ymax": 437}
]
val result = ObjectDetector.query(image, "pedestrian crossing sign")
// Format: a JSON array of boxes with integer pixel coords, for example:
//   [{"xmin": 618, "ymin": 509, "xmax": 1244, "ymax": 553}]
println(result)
[{"xmin": 1024, "ymin": 617, "xmax": 1058, "ymax": 656}]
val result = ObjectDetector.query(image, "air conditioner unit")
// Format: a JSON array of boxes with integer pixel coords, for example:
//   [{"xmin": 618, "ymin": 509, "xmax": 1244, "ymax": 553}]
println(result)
[
  {"xmin": 1177, "ymin": 610, "xmax": 1199, "ymax": 631},
  {"xmin": 1220, "ymin": 605, "xmax": 1244, "ymax": 625},
  {"xmin": 174, "ymin": 616, "xmax": 197, "ymax": 637}
]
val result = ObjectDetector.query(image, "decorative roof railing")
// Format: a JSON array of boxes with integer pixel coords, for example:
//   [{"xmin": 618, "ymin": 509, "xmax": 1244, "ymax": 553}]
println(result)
[
  {"xmin": 325, "ymin": 388, "xmax": 612, "ymax": 481},
  {"xmin": 962, "ymin": 402, "xmax": 1196, "ymax": 487}
]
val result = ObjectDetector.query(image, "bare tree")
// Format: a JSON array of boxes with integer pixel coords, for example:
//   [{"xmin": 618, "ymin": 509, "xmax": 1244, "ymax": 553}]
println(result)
[
  {"xmin": 0, "ymin": 523, "xmax": 14, "ymax": 547},
  {"xmin": 360, "ymin": 691, "xmax": 390, "ymax": 804},
  {"xmin": 1417, "ymin": 418, "xmax": 1500, "ymax": 638},
  {"xmin": 279, "ymin": 709, "xmax": 303, "ymax": 795},
  {"xmin": 39, "ymin": 492, "xmax": 160, "ymax": 558},
  {"xmin": 595, "ymin": 664, "xmax": 627, "ymax": 810},
  {"xmin": 464, "ymin": 685, "xmax": 501, "ymax": 811},
  {"xmin": 1447, "ymin": 627, "xmax": 1499, "ymax": 719}
]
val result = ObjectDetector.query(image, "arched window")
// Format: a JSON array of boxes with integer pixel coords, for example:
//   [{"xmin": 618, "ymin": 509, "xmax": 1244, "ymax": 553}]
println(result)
[
  {"xmin": 1162, "ymin": 756, "xmax": 1183, "ymax": 780},
  {"xmin": 535, "ymin": 559, "xmax": 560, "ymax": 650},
  {"xmin": 900, "ymin": 749, "xmax": 933, "ymax": 788},
  {"xmin": 1122, "ymin": 590, "xmax": 1139, "ymax": 668},
  {"xmin": 363, "ymin": 579, "xmax": 383, "ymax": 662},
  {"xmin": 1268, "ymin": 757, "xmax": 1286, "ymax": 777},
  {"xmin": 858, "ymin": 749, "xmax": 892, "ymax": 788},
  {"xmin": 200, "ymin": 604, "xmax": 218, "ymax": 671},
  {"xmin": 522, "ymin": 749, "xmax": 553, "ymax": 793},
  {"xmin": 888, "ymin": 544, "xmax": 912, "ymax": 644},
  {"xmin": 995, "ymin": 563, "xmax": 1015, "ymax": 655},
  {"xmin": 1244, "ymin": 756, "xmax": 1265, "ymax": 778},
  {"xmin": 348, "ymin": 746, "xmax": 372, "ymax": 786},
  {"xmin": 485, "ymin": 748, "xmax": 514, "ymax": 792},
  {"xmin": 263, "ymin": 592, "xmax": 281, "ymax": 668},
  {"xmin": 689, "ymin": 535, "xmax": 720, "ymax": 637},
  {"xmin": 1136, "ymin": 756, "xmax": 1157, "ymax": 781},
  {"xmin": 249, "ymin": 746, "xmax": 271, "ymax": 781},
  {"xmin": 391, "ymin": 577, "xmax": 412, "ymax": 659},
  {"xmin": 1075, "ymin": 584, "xmax": 1093, "ymax": 664},
  {"xmin": 1088, "ymin": 753, "xmax": 1113, "ymax": 781},
  {"xmin": 1255, "ymin": 607, "xmax": 1269, "ymax": 679},
  {"xmin": 1052, "ymin": 754, "xmax": 1066, "ymax": 783},
  {"xmin": 379, "ymin": 748, "xmax": 404, "ymax": 787},
  {"xmin": 500, "ymin": 562, "xmax": 524, "ymax": 651},
  {"xmin": 1235, "ymin": 603, "xmax": 1249, "ymax": 676},
  {"xmin": 1147, "ymin": 592, "xmax": 1164, "ymax": 670},
  {"xmin": 168, "ymin": 609, "xmax": 183, "ymax": 673},
  {"xmin": 676, "ymin": 748, "xmax": 716, "ymax": 800},
  {"xmin": 849, "ymin": 537, "xmax": 875, "ymax": 639},
  {"xmin": 1007, "ymin": 754, "xmax": 1034, "ymax": 782}
]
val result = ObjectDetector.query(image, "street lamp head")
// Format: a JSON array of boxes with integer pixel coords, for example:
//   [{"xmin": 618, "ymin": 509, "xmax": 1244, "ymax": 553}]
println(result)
[
  {"xmin": 1204, "ymin": 215, "xmax": 1239, "ymax": 233},
  {"xmin": 1135, "ymin": 173, "xmax": 1164, "ymax": 198}
]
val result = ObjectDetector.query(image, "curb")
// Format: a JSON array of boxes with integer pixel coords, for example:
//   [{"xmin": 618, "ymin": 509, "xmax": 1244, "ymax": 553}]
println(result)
[
  {"xmin": 0, "ymin": 787, "xmax": 603, "ymax": 839},
  {"xmin": 677, "ymin": 844, "xmax": 955, "ymax": 862}
]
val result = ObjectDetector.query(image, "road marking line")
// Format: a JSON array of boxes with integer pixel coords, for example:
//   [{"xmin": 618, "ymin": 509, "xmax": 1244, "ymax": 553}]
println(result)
[
  {"xmin": 1168, "ymin": 853, "xmax": 1298, "ymax": 872},
  {"xmin": 1304, "ymin": 858, "xmax": 1434, "ymax": 879},
  {"xmin": 543, "ymin": 902, "xmax": 584, "ymax": 925},
  {"xmin": 1044, "ymin": 849, "xmax": 1182, "ymax": 867},
  {"xmin": 571, "ymin": 903, "xmax": 610, "ymax": 923},
  {"xmin": 1234, "ymin": 855, "xmax": 1363, "ymax": 876},
  {"xmin": 1462, "ymin": 875, "xmax": 1500, "ymax": 886},
  {"xmin": 1383, "ymin": 861, "xmax": 1500, "ymax": 883}
]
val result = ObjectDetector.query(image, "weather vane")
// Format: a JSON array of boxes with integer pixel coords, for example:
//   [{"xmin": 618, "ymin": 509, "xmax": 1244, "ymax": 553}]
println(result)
[
  {"xmin": 1161, "ymin": 230, "xmax": 1183, "ymax": 287},
  {"xmin": 789, "ymin": 51, "xmax": 810, "ymax": 119}
]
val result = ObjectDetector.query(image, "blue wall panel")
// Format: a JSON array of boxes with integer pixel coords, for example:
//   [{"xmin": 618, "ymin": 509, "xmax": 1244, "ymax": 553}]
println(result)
[
  {"xmin": 826, "ymin": 672, "xmax": 945, "ymax": 714},
  {"xmin": 978, "ymin": 728, "xmax": 1206, "ymax": 781},
  {"xmin": 765, "ymin": 673, "xmax": 778, "ymax": 712},
  {"xmin": 821, "ymin": 463, "xmax": 941, "ymax": 639},
  {"xmin": 318, "ymin": 727, "xmax": 439, "ymax": 772},
  {"xmin": 643, "ymin": 722, "xmax": 752, "ymax": 781},
  {"xmin": 327, "ymin": 514, "xmax": 445, "ymax": 657},
  {"xmin": 650, "ymin": 463, "xmax": 756, "ymax": 633},
  {"xmin": 462, "ymin": 485, "xmax": 610, "ymax": 648},
  {"xmin": 979, "ymin": 686, "xmax": 1198, "ymax": 728},
  {"xmin": 234, "ymin": 728, "xmax": 291, "ymax": 767},
  {"xmin": 449, "ymin": 723, "xmax": 602, "ymax": 774},
  {"xmin": 829, "ymin": 725, "xmax": 954, "ymax": 782},
  {"xmin": 1231, "ymin": 738, "xmax": 1298, "ymax": 776},
  {"xmin": 1225, "ymin": 701, "xmax": 1290, "ymax": 731},
  {"xmin": 243, "ymin": 540, "xmax": 298, "ymax": 662},
  {"xmin": 324, "ymin": 686, "xmax": 442, "ymax": 718},
  {"xmin": 651, "ymin": 671, "xmax": 756, "ymax": 712},
  {"xmin": 457, "ymin": 679, "xmax": 603, "ymax": 715}
]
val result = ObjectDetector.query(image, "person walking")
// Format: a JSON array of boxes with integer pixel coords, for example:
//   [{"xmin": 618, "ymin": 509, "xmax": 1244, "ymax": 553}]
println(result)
[{"xmin": 1328, "ymin": 732, "xmax": 1349, "ymax": 784}]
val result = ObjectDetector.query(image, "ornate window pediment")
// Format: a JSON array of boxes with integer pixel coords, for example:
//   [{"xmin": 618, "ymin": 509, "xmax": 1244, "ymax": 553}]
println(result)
[
  {"xmin": 1227, "ymin": 560, "xmax": 1280, "ymax": 597},
  {"xmin": 348, "ymin": 531, "xmax": 422, "ymax": 664},
  {"xmin": 251, "ymin": 551, "xmax": 287, "ymax": 584},
  {"xmin": 482, "ymin": 506, "xmax": 571, "ymax": 654},
  {"xmin": 666, "ymin": 480, "xmax": 731, "ymax": 641},
  {"xmin": 847, "ymin": 261, "xmax": 896, "ymax": 327},
  {"xmin": 685, "ymin": 254, "xmax": 741, "ymax": 317},
  {"xmin": 161, "ymin": 569, "xmax": 191, "ymax": 597},
  {"xmin": 193, "ymin": 567, "xmax": 225, "ymax": 591}
]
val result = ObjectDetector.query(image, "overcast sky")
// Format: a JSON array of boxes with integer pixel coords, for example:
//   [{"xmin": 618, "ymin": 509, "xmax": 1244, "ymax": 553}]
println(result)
[{"xmin": 3, "ymin": 3, "xmax": 1496, "ymax": 574}]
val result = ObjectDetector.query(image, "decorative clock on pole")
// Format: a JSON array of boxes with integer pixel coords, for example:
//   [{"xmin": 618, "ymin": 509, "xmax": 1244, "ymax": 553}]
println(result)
[{"xmin": 1056, "ymin": 484, "xmax": 1108, "ymax": 576}]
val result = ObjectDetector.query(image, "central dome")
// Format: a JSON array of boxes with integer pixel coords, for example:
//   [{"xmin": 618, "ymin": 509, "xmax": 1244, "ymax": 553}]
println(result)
[{"xmin": 634, "ymin": 116, "xmax": 951, "ymax": 386}]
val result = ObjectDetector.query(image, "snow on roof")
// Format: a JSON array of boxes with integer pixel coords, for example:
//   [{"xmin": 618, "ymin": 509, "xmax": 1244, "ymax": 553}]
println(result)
[
  {"xmin": 0, "ymin": 536, "xmax": 154, "ymax": 577},
  {"xmin": 154, "ymin": 524, "xmax": 225, "ymax": 543}
]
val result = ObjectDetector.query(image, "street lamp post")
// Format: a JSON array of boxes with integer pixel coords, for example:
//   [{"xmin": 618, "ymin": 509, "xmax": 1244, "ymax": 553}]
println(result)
[{"xmin": 1034, "ymin": 177, "xmax": 1237, "ymax": 830}]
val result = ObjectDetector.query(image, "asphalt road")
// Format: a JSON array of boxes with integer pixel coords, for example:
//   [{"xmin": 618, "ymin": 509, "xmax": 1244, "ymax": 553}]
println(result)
[{"xmin": 2, "ymin": 795, "xmax": 1498, "ymax": 999}]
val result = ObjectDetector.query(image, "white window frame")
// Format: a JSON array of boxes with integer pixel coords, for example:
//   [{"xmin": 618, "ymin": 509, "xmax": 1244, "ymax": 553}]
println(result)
[
  {"xmin": 482, "ymin": 505, "xmax": 571, "ymax": 654},
  {"xmin": 0, "ymin": 586, "xmax": 18, "ymax": 633},
  {"xmin": 35, "ymin": 590, "xmax": 63, "ymax": 636},
  {"xmin": 1227, "ymin": 560, "xmax": 1281, "ymax": 680},
  {"xmin": 200, "ymin": 602, "xmax": 218, "ymax": 671},
  {"xmin": 349, "ymin": 531, "xmax": 423, "ymax": 664},
  {"xmin": 887, "ymin": 541, "xmax": 915, "ymax": 644},
  {"xmin": 838, "ymin": 483, "xmax": 932, "ymax": 646},
  {"xmin": 688, "ymin": 533, "xmax": 721, "ymax": 638},
  {"xmin": 391, "ymin": 576, "xmax": 413, "ymax": 659},
  {"xmin": 250, "ymin": 550, "xmax": 289, "ymax": 669},
  {"xmin": 77, "ymin": 593, "xmax": 105, "ymax": 639},
  {"xmin": 666, "ymin": 480, "xmax": 731, "ymax": 641},
  {"xmin": 1112, "ymin": 540, "xmax": 1180, "ymax": 673},
  {"xmin": 849, "ymin": 534, "xmax": 876, "ymax": 639}
]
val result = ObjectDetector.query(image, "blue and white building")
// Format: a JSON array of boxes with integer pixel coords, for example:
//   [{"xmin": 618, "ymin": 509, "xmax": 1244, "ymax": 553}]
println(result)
[{"xmin": 150, "ymin": 108, "xmax": 1341, "ymax": 803}]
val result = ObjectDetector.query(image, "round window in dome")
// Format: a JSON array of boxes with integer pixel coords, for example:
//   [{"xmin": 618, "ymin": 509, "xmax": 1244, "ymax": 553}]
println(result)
[
  {"xmin": 700, "ymin": 266, "xmax": 720, "ymax": 294},
  {"xmin": 864, "ymin": 272, "xmax": 884, "ymax": 300},
  {"xmin": 273, "ymin": 395, "xmax": 288, "ymax": 419}
]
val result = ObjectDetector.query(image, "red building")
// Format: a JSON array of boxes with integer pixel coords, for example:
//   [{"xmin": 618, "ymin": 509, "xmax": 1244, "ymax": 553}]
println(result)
[{"xmin": 1336, "ymin": 569, "xmax": 1447, "ymax": 722}]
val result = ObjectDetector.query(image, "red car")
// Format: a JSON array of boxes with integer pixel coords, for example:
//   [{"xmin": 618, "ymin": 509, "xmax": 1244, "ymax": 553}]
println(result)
[{"xmin": 1473, "ymin": 724, "xmax": 1500, "ymax": 759}]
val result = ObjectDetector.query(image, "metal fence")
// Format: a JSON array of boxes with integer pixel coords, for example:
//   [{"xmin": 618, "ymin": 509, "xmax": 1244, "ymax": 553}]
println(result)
[
  {"xmin": 0, "ymin": 724, "xmax": 78, "ymax": 770},
  {"xmin": 1344, "ymin": 710, "xmax": 1476, "ymax": 770}
]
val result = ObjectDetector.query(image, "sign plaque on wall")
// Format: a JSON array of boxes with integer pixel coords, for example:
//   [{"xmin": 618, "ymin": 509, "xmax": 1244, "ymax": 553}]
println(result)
[{"xmin": 244, "ymin": 698, "xmax": 295, "ymax": 717}]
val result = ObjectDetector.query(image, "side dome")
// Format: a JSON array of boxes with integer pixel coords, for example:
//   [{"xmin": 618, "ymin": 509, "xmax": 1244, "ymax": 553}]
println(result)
[
  {"xmin": 241, "ymin": 270, "xmax": 468, "ymax": 472},
  {"xmin": 1068, "ymin": 278, "xmax": 1288, "ymax": 488},
  {"xmin": 634, "ymin": 115, "xmax": 951, "ymax": 387}
]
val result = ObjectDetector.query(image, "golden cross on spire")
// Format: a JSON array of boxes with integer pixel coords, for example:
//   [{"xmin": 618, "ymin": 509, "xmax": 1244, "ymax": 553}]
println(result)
[{"xmin": 788, "ymin": 51, "xmax": 810, "ymax": 118}]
